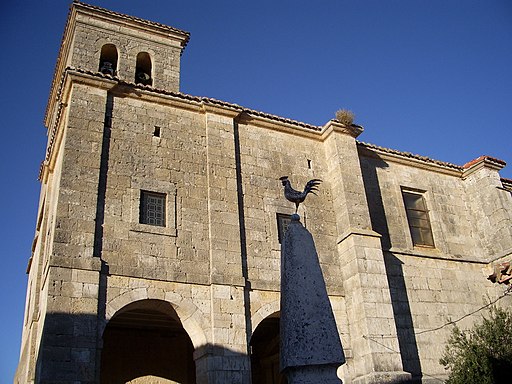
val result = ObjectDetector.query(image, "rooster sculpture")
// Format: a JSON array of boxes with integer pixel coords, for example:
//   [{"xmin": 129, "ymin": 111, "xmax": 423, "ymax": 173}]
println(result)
[{"xmin": 280, "ymin": 176, "xmax": 322, "ymax": 213}]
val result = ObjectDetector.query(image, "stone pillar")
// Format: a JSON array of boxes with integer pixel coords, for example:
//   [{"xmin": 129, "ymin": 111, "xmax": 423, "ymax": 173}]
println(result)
[
  {"xmin": 323, "ymin": 121, "xmax": 411, "ymax": 384},
  {"xmin": 194, "ymin": 344, "xmax": 251, "ymax": 384},
  {"xmin": 36, "ymin": 259, "xmax": 102, "ymax": 383},
  {"xmin": 463, "ymin": 156, "xmax": 512, "ymax": 260},
  {"xmin": 202, "ymin": 106, "xmax": 251, "ymax": 383},
  {"xmin": 280, "ymin": 214, "xmax": 345, "ymax": 384},
  {"xmin": 203, "ymin": 105, "xmax": 245, "ymax": 286}
]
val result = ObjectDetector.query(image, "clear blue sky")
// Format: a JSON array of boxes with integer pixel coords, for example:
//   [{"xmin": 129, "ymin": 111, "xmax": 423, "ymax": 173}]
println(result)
[{"xmin": 1, "ymin": 0, "xmax": 511, "ymax": 380}]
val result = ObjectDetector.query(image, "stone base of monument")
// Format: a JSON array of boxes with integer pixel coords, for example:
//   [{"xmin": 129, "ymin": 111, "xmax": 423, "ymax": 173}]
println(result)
[{"xmin": 284, "ymin": 364, "xmax": 342, "ymax": 384}]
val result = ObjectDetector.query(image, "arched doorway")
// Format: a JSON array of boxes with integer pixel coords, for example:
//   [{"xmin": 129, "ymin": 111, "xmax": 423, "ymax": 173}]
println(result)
[
  {"xmin": 250, "ymin": 312, "xmax": 287, "ymax": 384},
  {"xmin": 101, "ymin": 299, "xmax": 196, "ymax": 384}
]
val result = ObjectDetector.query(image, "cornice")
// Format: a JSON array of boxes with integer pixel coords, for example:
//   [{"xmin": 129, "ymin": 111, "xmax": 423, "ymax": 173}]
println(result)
[
  {"xmin": 321, "ymin": 119, "xmax": 364, "ymax": 140},
  {"xmin": 42, "ymin": 68, "xmax": 507, "ymax": 184},
  {"xmin": 501, "ymin": 178, "xmax": 512, "ymax": 192},
  {"xmin": 462, "ymin": 155, "xmax": 507, "ymax": 178},
  {"xmin": 357, "ymin": 142, "xmax": 464, "ymax": 177},
  {"xmin": 73, "ymin": 1, "xmax": 190, "ymax": 43}
]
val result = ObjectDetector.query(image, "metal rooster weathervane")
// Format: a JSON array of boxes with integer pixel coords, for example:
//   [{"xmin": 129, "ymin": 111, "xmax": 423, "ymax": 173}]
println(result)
[{"xmin": 279, "ymin": 176, "xmax": 322, "ymax": 213}]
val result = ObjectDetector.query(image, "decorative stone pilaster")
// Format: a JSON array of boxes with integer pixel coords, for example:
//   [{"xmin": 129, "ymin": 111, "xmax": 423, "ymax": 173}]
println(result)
[
  {"xmin": 463, "ymin": 156, "xmax": 512, "ymax": 260},
  {"xmin": 203, "ymin": 105, "xmax": 245, "ymax": 286},
  {"xmin": 322, "ymin": 120, "xmax": 411, "ymax": 383},
  {"xmin": 194, "ymin": 344, "xmax": 251, "ymax": 384}
]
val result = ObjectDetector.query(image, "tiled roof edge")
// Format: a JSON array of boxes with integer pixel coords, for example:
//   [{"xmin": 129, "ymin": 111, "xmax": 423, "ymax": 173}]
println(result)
[
  {"xmin": 463, "ymin": 155, "xmax": 507, "ymax": 169},
  {"xmin": 500, "ymin": 178, "xmax": 512, "ymax": 191},
  {"xmin": 66, "ymin": 67, "xmax": 322, "ymax": 131},
  {"xmin": 357, "ymin": 141, "xmax": 463, "ymax": 171},
  {"xmin": 44, "ymin": 2, "xmax": 75, "ymax": 127},
  {"xmin": 73, "ymin": 1, "xmax": 191, "ymax": 40},
  {"xmin": 49, "ymin": 68, "xmax": 507, "ymax": 180}
]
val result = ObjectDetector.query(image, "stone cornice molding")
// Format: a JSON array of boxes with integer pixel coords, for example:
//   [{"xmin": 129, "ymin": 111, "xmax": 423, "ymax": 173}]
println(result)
[
  {"xmin": 462, "ymin": 155, "xmax": 507, "ymax": 178},
  {"xmin": 386, "ymin": 247, "xmax": 491, "ymax": 264},
  {"xmin": 237, "ymin": 112, "xmax": 321, "ymax": 140},
  {"xmin": 321, "ymin": 119, "xmax": 364, "ymax": 140},
  {"xmin": 336, "ymin": 228, "xmax": 382, "ymax": 245},
  {"xmin": 73, "ymin": 1, "xmax": 190, "ymax": 45},
  {"xmin": 43, "ymin": 68, "xmax": 507, "ymax": 185},
  {"xmin": 501, "ymin": 178, "xmax": 512, "ymax": 192},
  {"xmin": 202, "ymin": 103, "xmax": 242, "ymax": 118},
  {"xmin": 357, "ymin": 143, "xmax": 464, "ymax": 178}
]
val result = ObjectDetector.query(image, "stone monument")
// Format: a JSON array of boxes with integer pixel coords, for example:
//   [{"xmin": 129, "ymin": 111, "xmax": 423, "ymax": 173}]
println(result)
[{"xmin": 280, "ymin": 178, "xmax": 345, "ymax": 384}]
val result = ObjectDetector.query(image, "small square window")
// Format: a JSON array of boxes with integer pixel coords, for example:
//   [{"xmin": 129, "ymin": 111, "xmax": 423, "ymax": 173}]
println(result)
[
  {"xmin": 277, "ymin": 213, "xmax": 292, "ymax": 244},
  {"xmin": 140, "ymin": 191, "xmax": 166, "ymax": 227},
  {"xmin": 402, "ymin": 190, "xmax": 434, "ymax": 247}
]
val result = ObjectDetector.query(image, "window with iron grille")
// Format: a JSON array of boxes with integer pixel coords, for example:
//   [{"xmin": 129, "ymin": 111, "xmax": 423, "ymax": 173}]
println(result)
[
  {"xmin": 277, "ymin": 213, "xmax": 292, "ymax": 244},
  {"xmin": 402, "ymin": 190, "xmax": 434, "ymax": 247},
  {"xmin": 140, "ymin": 191, "xmax": 166, "ymax": 227}
]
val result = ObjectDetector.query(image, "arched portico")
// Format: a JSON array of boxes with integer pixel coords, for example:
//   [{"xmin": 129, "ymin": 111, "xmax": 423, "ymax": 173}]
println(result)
[
  {"xmin": 105, "ymin": 287, "xmax": 208, "ymax": 348},
  {"xmin": 250, "ymin": 311, "xmax": 287, "ymax": 384},
  {"xmin": 100, "ymin": 299, "xmax": 196, "ymax": 384}
]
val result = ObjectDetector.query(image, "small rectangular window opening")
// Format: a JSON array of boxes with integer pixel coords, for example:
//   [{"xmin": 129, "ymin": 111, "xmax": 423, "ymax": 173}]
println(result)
[
  {"xmin": 402, "ymin": 190, "xmax": 434, "ymax": 247},
  {"xmin": 277, "ymin": 213, "xmax": 292, "ymax": 244},
  {"xmin": 153, "ymin": 126, "xmax": 161, "ymax": 137},
  {"xmin": 307, "ymin": 159, "xmax": 312, "ymax": 169},
  {"xmin": 140, "ymin": 190, "xmax": 166, "ymax": 227}
]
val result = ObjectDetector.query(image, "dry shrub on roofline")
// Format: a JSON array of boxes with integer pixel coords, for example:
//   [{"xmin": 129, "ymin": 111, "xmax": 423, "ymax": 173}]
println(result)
[{"xmin": 335, "ymin": 109, "xmax": 355, "ymax": 126}]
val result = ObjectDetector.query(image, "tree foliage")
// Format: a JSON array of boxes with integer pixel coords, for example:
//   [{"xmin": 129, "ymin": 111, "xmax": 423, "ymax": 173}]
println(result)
[{"xmin": 440, "ymin": 306, "xmax": 512, "ymax": 384}]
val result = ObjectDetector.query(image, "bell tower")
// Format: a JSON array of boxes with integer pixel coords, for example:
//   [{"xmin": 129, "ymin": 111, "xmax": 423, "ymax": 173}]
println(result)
[
  {"xmin": 47, "ymin": 0, "xmax": 189, "ymax": 123},
  {"xmin": 16, "ymin": 2, "xmax": 190, "ymax": 383}
]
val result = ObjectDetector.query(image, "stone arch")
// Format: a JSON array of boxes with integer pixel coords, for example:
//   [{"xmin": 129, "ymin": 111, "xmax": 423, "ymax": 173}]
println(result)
[
  {"xmin": 250, "ymin": 309, "xmax": 286, "ymax": 384},
  {"xmin": 251, "ymin": 300, "xmax": 280, "ymax": 333},
  {"xmin": 135, "ymin": 51, "xmax": 153, "ymax": 85},
  {"xmin": 101, "ymin": 297, "xmax": 200, "ymax": 384},
  {"xmin": 105, "ymin": 287, "xmax": 208, "ymax": 349},
  {"xmin": 98, "ymin": 43, "xmax": 118, "ymax": 75}
]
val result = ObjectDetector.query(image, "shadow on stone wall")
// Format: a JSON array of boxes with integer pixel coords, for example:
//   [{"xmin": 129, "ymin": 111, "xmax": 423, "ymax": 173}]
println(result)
[
  {"xmin": 360, "ymin": 155, "xmax": 423, "ymax": 383},
  {"xmin": 34, "ymin": 311, "xmax": 259, "ymax": 384},
  {"xmin": 34, "ymin": 312, "xmax": 99, "ymax": 383},
  {"xmin": 384, "ymin": 254, "xmax": 423, "ymax": 383}
]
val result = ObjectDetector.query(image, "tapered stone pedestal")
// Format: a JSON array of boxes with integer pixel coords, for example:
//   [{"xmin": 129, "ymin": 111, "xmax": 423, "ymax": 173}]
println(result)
[{"xmin": 280, "ymin": 214, "xmax": 345, "ymax": 384}]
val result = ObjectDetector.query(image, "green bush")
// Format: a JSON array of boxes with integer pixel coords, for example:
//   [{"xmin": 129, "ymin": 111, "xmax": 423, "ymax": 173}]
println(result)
[{"xmin": 440, "ymin": 306, "xmax": 512, "ymax": 384}]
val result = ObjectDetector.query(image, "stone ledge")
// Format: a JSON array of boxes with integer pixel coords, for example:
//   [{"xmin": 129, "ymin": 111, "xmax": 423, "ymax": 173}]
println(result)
[
  {"xmin": 352, "ymin": 371, "xmax": 411, "ymax": 384},
  {"xmin": 49, "ymin": 255, "xmax": 102, "ymax": 271},
  {"xmin": 337, "ymin": 228, "xmax": 382, "ymax": 245}
]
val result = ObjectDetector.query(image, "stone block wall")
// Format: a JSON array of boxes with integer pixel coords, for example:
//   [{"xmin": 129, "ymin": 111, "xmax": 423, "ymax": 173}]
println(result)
[
  {"xmin": 360, "ymin": 149, "xmax": 512, "ymax": 381},
  {"xmin": 360, "ymin": 153, "xmax": 483, "ymax": 260},
  {"xmin": 237, "ymin": 121, "xmax": 343, "ymax": 293},
  {"xmin": 17, "ymin": 2, "xmax": 512, "ymax": 383}
]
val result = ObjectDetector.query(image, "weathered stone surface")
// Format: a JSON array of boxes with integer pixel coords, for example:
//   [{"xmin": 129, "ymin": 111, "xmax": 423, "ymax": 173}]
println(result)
[
  {"xmin": 15, "ymin": 2, "xmax": 512, "ymax": 384},
  {"xmin": 280, "ymin": 214, "xmax": 344, "ymax": 380}
]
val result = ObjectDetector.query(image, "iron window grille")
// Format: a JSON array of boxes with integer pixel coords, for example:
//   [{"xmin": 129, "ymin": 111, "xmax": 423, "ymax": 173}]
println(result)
[
  {"xmin": 140, "ymin": 191, "xmax": 166, "ymax": 227},
  {"xmin": 277, "ymin": 213, "xmax": 292, "ymax": 244}
]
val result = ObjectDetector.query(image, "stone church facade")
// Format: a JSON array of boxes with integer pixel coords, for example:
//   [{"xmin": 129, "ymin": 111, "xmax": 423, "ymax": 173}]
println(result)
[{"xmin": 16, "ymin": 2, "xmax": 512, "ymax": 383}]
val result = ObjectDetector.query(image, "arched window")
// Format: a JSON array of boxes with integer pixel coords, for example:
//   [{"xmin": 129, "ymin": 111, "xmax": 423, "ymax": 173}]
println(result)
[
  {"xmin": 98, "ymin": 44, "xmax": 118, "ymax": 75},
  {"xmin": 135, "ymin": 52, "xmax": 152, "ymax": 85}
]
